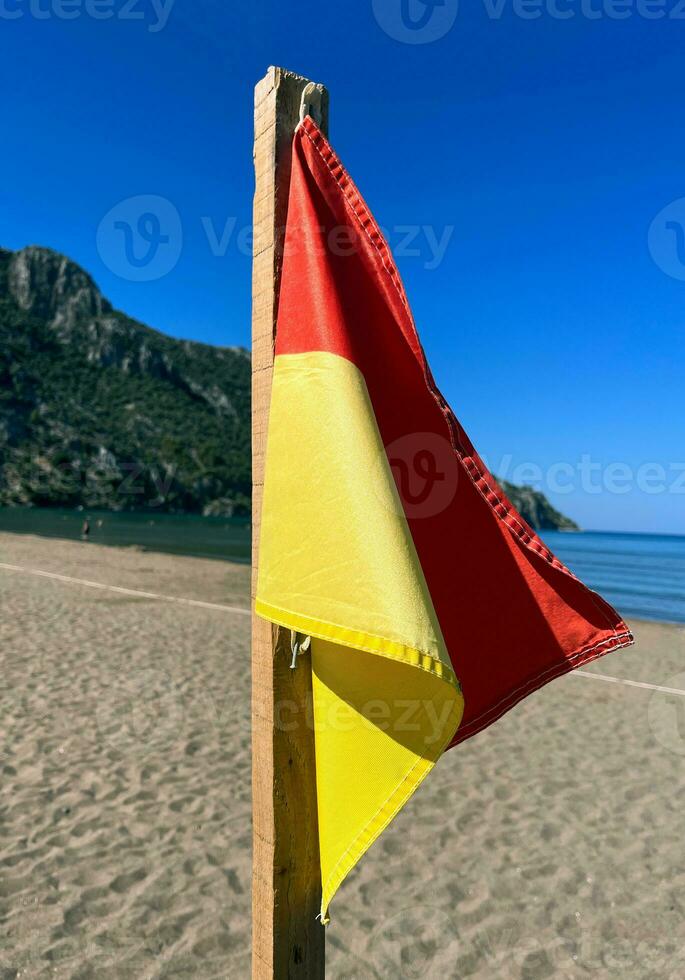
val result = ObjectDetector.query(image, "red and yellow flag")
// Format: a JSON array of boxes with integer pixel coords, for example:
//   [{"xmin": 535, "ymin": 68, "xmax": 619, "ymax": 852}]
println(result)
[{"xmin": 256, "ymin": 116, "xmax": 633, "ymax": 923}]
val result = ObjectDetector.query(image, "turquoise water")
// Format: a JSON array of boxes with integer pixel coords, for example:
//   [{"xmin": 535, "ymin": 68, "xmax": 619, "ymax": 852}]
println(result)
[
  {"xmin": 0, "ymin": 510, "xmax": 682, "ymax": 624},
  {"xmin": 543, "ymin": 530, "xmax": 685, "ymax": 625}
]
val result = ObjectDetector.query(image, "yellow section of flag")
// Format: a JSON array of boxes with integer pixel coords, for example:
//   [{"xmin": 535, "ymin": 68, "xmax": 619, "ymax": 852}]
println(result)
[{"xmin": 256, "ymin": 350, "xmax": 464, "ymax": 921}]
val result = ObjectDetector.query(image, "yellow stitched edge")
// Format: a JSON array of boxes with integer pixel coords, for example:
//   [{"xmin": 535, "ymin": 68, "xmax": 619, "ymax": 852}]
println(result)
[
  {"xmin": 254, "ymin": 596, "xmax": 464, "ymax": 923},
  {"xmin": 319, "ymin": 692, "xmax": 462, "ymax": 923},
  {"xmin": 254, "ymin": 598, "xmax": 459, "ymax": 687}
]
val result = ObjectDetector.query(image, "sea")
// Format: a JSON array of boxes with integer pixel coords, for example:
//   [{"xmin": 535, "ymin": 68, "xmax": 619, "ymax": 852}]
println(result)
[
  {"xmin": 542, "ymin": 530, "xmax": 685, "ymax": 626},
  {"xmin": 0, "ymin": 509, "xmax": 683, "ymax": 625},
  {"xmin": 0, "ymin": 507, "xmax": 251, "ymax": 563}
]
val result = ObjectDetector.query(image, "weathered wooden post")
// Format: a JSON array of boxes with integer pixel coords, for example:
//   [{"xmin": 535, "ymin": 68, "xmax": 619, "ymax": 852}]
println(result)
[{"xmin": 251, "ymin": 67, "xmax": 328, "ymax": 979}]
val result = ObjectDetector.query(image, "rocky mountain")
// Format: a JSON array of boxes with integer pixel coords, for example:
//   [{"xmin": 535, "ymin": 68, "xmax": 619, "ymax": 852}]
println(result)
[
  {"xmin": 0, "ymin": 246, "xmax": 250, "ymax": 514},
  {"xmin": 0, "ymin": 245, "xmax": 579, "ymax": 530},
  {"xmin": 500, "ymin": 479, "xmax": 578, "ymax": 531}
]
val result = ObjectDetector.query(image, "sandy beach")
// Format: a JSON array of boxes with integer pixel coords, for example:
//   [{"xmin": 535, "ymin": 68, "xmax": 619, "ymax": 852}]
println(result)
[{"xmin": 1, "ymin": 532, "xmax": 684, "ymax": 979}]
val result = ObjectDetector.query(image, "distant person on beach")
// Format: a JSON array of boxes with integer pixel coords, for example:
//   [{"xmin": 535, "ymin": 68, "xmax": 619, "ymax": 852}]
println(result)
[{"xmin": 81, "ymin": 518, "xmax": 90, "ymax": 541}]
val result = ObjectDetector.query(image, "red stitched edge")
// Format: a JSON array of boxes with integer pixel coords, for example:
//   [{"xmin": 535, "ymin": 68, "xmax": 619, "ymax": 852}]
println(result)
[
  {"xmin": 298, "ymin": 116, "xmax": 632, "ymax": 643},
  {"xmin": 450, "ymin": 630, "xmax": 634, "ymax": 746}
]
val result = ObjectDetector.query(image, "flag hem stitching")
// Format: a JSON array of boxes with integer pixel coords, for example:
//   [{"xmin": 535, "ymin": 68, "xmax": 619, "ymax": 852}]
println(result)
[{"xmin": 297, "ymin": 116, "xmax": 625, "ymax": 642}]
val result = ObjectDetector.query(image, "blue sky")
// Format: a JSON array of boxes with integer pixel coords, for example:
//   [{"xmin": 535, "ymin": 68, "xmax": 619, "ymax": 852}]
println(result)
[{"xmin": 1, "ymin": 1, "xmax": 684, "ymax": 534}]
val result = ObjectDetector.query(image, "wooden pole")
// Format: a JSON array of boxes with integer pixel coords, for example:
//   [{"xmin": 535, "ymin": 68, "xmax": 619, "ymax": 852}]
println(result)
[{"xmin": 251, "ymin": 67, "xmax": 329, "ymax": 979}]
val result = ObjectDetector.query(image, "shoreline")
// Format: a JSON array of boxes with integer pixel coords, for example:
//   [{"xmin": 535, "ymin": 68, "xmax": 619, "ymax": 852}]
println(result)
[
  {"xmin": 0, "ymin": 527, "xmax": 681, "ymax": 627},
  {"xmin": 0, "ymin": 526, "xmax": 251, "ymax": 565},
  {"xmin": 1, "ymin": 531, "xmax": 683, "ymax": 977}
]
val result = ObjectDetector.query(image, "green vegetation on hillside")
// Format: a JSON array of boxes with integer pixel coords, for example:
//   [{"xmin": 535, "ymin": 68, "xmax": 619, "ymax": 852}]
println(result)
[
  {"xmin": 500, "ymin": 480, "xmax": 578, "ymax": 531},
  {"xmin": 0, "ymin": 246, "xmax": 250, "ymax": 514},
  {"xmin": 0, "ymin": 245, "xmax": 578, "ymax": 531}
]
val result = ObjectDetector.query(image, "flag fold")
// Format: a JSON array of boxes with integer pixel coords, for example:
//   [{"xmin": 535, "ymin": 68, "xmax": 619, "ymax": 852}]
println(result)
[{"xmin": 256, "ymin": 116, "xmax": 633, "ymax": 923}]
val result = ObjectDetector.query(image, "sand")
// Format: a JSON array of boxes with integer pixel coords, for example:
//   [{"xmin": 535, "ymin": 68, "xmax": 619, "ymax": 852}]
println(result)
[{"xmin": 1, "ymin": 532, "xmax": 684, "ymax": 978}]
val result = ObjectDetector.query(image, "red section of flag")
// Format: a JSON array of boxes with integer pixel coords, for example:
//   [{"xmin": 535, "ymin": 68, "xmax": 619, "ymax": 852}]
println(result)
[{"xmin": 277, "ymin": 116, "xmax": 633, "ymax": 746}]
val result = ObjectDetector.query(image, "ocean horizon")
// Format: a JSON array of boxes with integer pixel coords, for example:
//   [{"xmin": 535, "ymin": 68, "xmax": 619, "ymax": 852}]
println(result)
[{"xmin": 0, "ymin": 509, "xmax": 683, "ymax": 626}]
